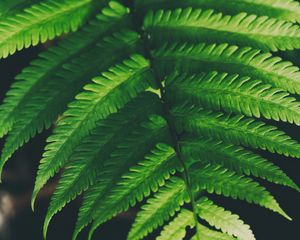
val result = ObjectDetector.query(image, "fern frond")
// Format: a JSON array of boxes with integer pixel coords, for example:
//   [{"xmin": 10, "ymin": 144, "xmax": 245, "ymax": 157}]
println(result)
[
  {"xmin": 0, "ymin": 0, "xmax": 104, "ymax": 58},
  {"xmin": 181, "ymin": 136, "xmax": 299, "ymax": 191},
  {"xmin": 156, "ymin": 208, "xmax": 194, "ymax": 240},
  {"xmin": 191, "ymin": 224, "xmax": 237, "ymax": 240},
  {"xmin": 43, "ymin": 93, "xmax": 162, "ymax": 237},
  {"xmin": 88, "ymin": 142, "xmax": 179, "ymax": 240},
  {"xmin": 145, "ymin": 8, "xmax": 300, "ymax": 51},
  {"xmin": 0, "ymin": 29, "xmax": 140, "ymax": 178},
  {"xmin": 128, "ymin": 177, "xmax": 189, "ymax": 240},
  {"xmin": 73, "ymin": 114, "xmax": 170, "ymax": 240},
  {"xmin": 190, "ymin": 163, "xmax": 290, "ymax": 219},
  {"xmin": 154, "ymin": 42, "xmax": 300, "ymax": 94},
  {"xmin": 136, "ymin": 0, "xmax": 300, "ymax": 23},
  {"xmin": 31, "ymin": 54, "xmax": 154, "ymax": 208},
  {"xmin": 0, "ymin": 0, "xmax": 40, "ymax": 17},
  {"xmin": 0, "ymin": 0, "xmax": 299, "ymax": 238},
  {"xmin": 173, "ymin": 106, "xmax": 300, "ymax": 158},
  {"xmin": 196, "ymin": 197, "xmax": 255, "ymax": 240},
  {"xmin": 166, "ymin": 71, "xmax": 300, "ymax": 125},
  {"xmin": 0, "ymin": 1, "xmax": 130, "ymax": 139}
]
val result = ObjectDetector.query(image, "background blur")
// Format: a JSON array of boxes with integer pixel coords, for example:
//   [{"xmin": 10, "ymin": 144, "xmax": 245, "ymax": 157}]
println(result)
[{"xmin": 0, "ymin": 43, "xmax": 299, "ymax": 240}]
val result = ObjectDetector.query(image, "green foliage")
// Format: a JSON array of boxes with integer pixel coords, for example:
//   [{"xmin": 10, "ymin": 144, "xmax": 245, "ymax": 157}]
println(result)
[
  {"xmin": 145, "ymin": 8, "xmax": 300, "ymax": 51},
  {"xmin": 196, "ymin": 197, "xmax": 255, "ymax": 240},
  {"xmin": 0, "ymin": 0, "xmax": 105, "ymax": 58},
  {"xmin": 0, "ymin": 0, "xmax": 299, "ymax": 239}
]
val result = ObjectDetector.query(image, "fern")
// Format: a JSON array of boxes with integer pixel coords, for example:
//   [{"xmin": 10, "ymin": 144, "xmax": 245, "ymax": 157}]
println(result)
[
  {"xmin": 196, "ymin": 197, "xmax": 255, "ymax": 240},
  {"xmin": 154, "ymin": 42, "xmax": 300, "ymax": 94},
  {"xmin": 181, "ymin": 136, "xmax": 299, "ymax": 191},
  {"xmin": 32, "ymin": 53, "xmax": 153, "ymax": 206},
  {"xmin": 0, "ymin": 0, "xmax": 299, "ymax": 239},
  {"xmin": 166, "ymin": 71, "xmax": 300, "ymax": 124},
  {"xmin": 128, "ymin": 177, "xmax": 189, "ymax": 240},
  {"xmin": 136, "ymin": 0, "xmax": 300, "ymax": 23},
  {"xmin": 0, "ymin": 1, "xmax": 131, "ymax": 139},
  {"xmin": 173, "ymin": 107, "xmax": 300, "ymax": 158},
  {"xmin": 145, "ymin": 8, "xmax": 300, "ymax": 51},
  {"xmin": 0, "ymin": 0, "xmax": 106, "ymax": 58}
]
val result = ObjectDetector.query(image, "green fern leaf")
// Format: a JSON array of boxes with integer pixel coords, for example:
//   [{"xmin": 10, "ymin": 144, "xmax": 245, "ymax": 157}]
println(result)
[
  {"xmin": 173, "ymin": 106, "xmax": 300, "ymax": 158},
  {"xmin": 43, "ymin": 92, "xmax": 162, "ymax": 237},
  {"xmin": 0, "ymin": 0, "xmax": 41, "ymax": 17},
  {"xmin": 154, "ymin": 42, "xmax": 300, "ymax": 94},
  {"xmin": 145, "ymin": 8, "xmax": 300, "ymax": 51},
  {"xmin": 196, "ymin": 197, "xmax": 255, "ymax": 240},
  {"xmin": 0, "ymin": 0, "xmax": 299, "ymax": 239},
  {"xmin": 31, "ymin": 54, "xmax": 154, "ymax": 208},
  {"xmin": 181, "ymin": 136, "xmax": 299, "ymax": 191},
  {"xmin": 167, "ymin": 71, "xmax": 300, "ymax": 125},
  {"xmin": 88, "ymin": 142, "xmax": 179, "ymax": 239},
  {"xmin": 0, "ymin": 30, "xmax": 140, "ymax": 178},
  {"xmin": 190, "ymin": 163, "xmax": 290, "ymax": 220},
  {"xmin": 191, "ymin": 224, "xmax": 237, "ymax": 240},
  {"xmin": 0, "ymin": 1, "xmax": 130, "ymax": 139},
  {"xmin": 128, "ymin": 177, "xmax": 189, "ymax": 240},
  {"xmin": 156, "ymin": 208, "xmax": 194, "ymax": 240},
  {"xmin": 73, "ymin": 114, "xmax": 170, "ymax": 240},
  {"xmin": 0, "ymin": 0, "xmax": 105, "ymax": 58},
  {"xmin": 136, "ymin": 0, "xmax": 300, "ymax": 23}
]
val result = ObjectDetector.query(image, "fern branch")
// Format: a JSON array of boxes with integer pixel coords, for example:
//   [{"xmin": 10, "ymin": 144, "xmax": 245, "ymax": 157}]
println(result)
[
  {"xmin": 0, "ymin": 0, "xmax": 41, "ymax": 17},
  {"xmin": 154, "ymin": 42, "xmax": 300, "ymax": 94},
  {"xmin": 156, "ymin": 209, "xmax": 194, "ymax": 240},
  {"xmin": 173, "ymin": 106, "xmax": 300, "ymax": 158},
  {"xmin": 0, "ymin": 30, "xmax": 140, "ymax": 179},
  {"xmin": 128, "ymin": 177, "xmax": 189, "ymax": 240},
  {"xmin": 0, "ymin": 1, "xmax": 130, "ymax": 139},
  {"xmin": 190, "ymin": 163, "xmax": 290, "ymax": 220},
  {"xmin": 191, "ymin": 224, "xmax": 237, "ymax": 240},
  {"xmin": 43, "ymin": 93, "xmax": 163, "ymax": 237},
  {"xmin": 136, "ymin": 0, "xmax": 300, "ymax": 23},
  {"xmin": 166, "ymin": 71, "xmax": 300, "ymax": 125},
  {"xmin": 145, "ymin": 8, "xmax": 300, "ymax": 51},
  {"xmin": 0, "ymin": 0, "xmax": 103, "ymax": 58},
  {"xmin": 31, "ymin": 54, "xmax": 154, "ymax": 209},
  {"xmin": 73, "ymin": 114, "xmax": 170, "ymax": 240},
  {"xmin": 88, "ymin": 143, "xmax": 179, "ymax": 240},
  {"xmin": 196, "ymin": 197, "xmax": 255, "ymax": 240},
  {"xmin": 181, "ymin": 136, "xmax": 299, "ymax": 191}
]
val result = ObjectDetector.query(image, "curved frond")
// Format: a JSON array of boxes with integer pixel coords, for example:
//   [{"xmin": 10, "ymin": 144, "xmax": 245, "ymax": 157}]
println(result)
[
  {"xmin": 181, "ymin": 136, "xmax": 299, "ymax": 191},
  {"xmin": 88, "ymin": 143, "xmax": 179, "ymax": 239},
  {"xmin": 196, "ymin": 197, "xmax": 255, "ymax": 240},
  {"xmin": 190, "ymin": 163, "xmax": 290, "ymax": 219},
  {"xmin": 73, "ymin": 114, "xmax": 170, "ymax": 240},
  {"xmin": 128, "ymin": 177, "xmax": 189, "ymax": 240},
  {"xmin": 0, "ymin": 1, "xmax": 130, "ymax": 139},
  {"xmin": 173, "ymin": 106, "xmax": 300, "ymax": 158},
  {"xmin": 32, "ymin": 54, "xmax": 154, "ymax": 208},
  {"xmin": 0, "ymin": 0, "xmax": 40, "ymax": 17},
  {"xmin": 145, "ymin": 8, "xmax": 300, "ymax": 51},
  {"xmin": 167, "ymin": 71, "xmax": 300, "ymax": 125},
  {"xmin": 191, "ymin": 224, "xmax": 237, "ymax": 240},
  {"xmin": 0, "ymin": 29, "xmax": 140, "ymax": 178},
  {"xmin": 43, "ymin": 93, "xmax": 162, "ymax": 237},
  {"xmin": 0, "ymin": 0, "xmax": 104, "ymax": 58},
  {"xmin": 154, "ymin": 42, "xmax": 300, "ymax": 94},
  {"xmin": 0, "ymin": 0, "xmax": 298, "ymax": 239},
  {"xmin": 136, "ymin": 0, "xmax": 300, "ymax": 23},
  {"xmin": 156, "ymin": 209, "xmax": 194, "ymax": 240}
]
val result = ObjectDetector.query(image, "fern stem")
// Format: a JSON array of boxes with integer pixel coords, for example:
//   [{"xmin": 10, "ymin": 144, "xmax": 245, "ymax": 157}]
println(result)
[
  {"xmin": 140, "ymin": 33, "xmax": 201, "ymax": 240},
  {"xmin": 157, "ymin": 83, "xmax": 201, "ymax": 240}
]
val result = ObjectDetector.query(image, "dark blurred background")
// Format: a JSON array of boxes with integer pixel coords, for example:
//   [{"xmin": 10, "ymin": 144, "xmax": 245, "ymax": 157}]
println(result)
[{"xmin": 0, "ymin": 43, "xmax": 299, "ymax": 240}]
